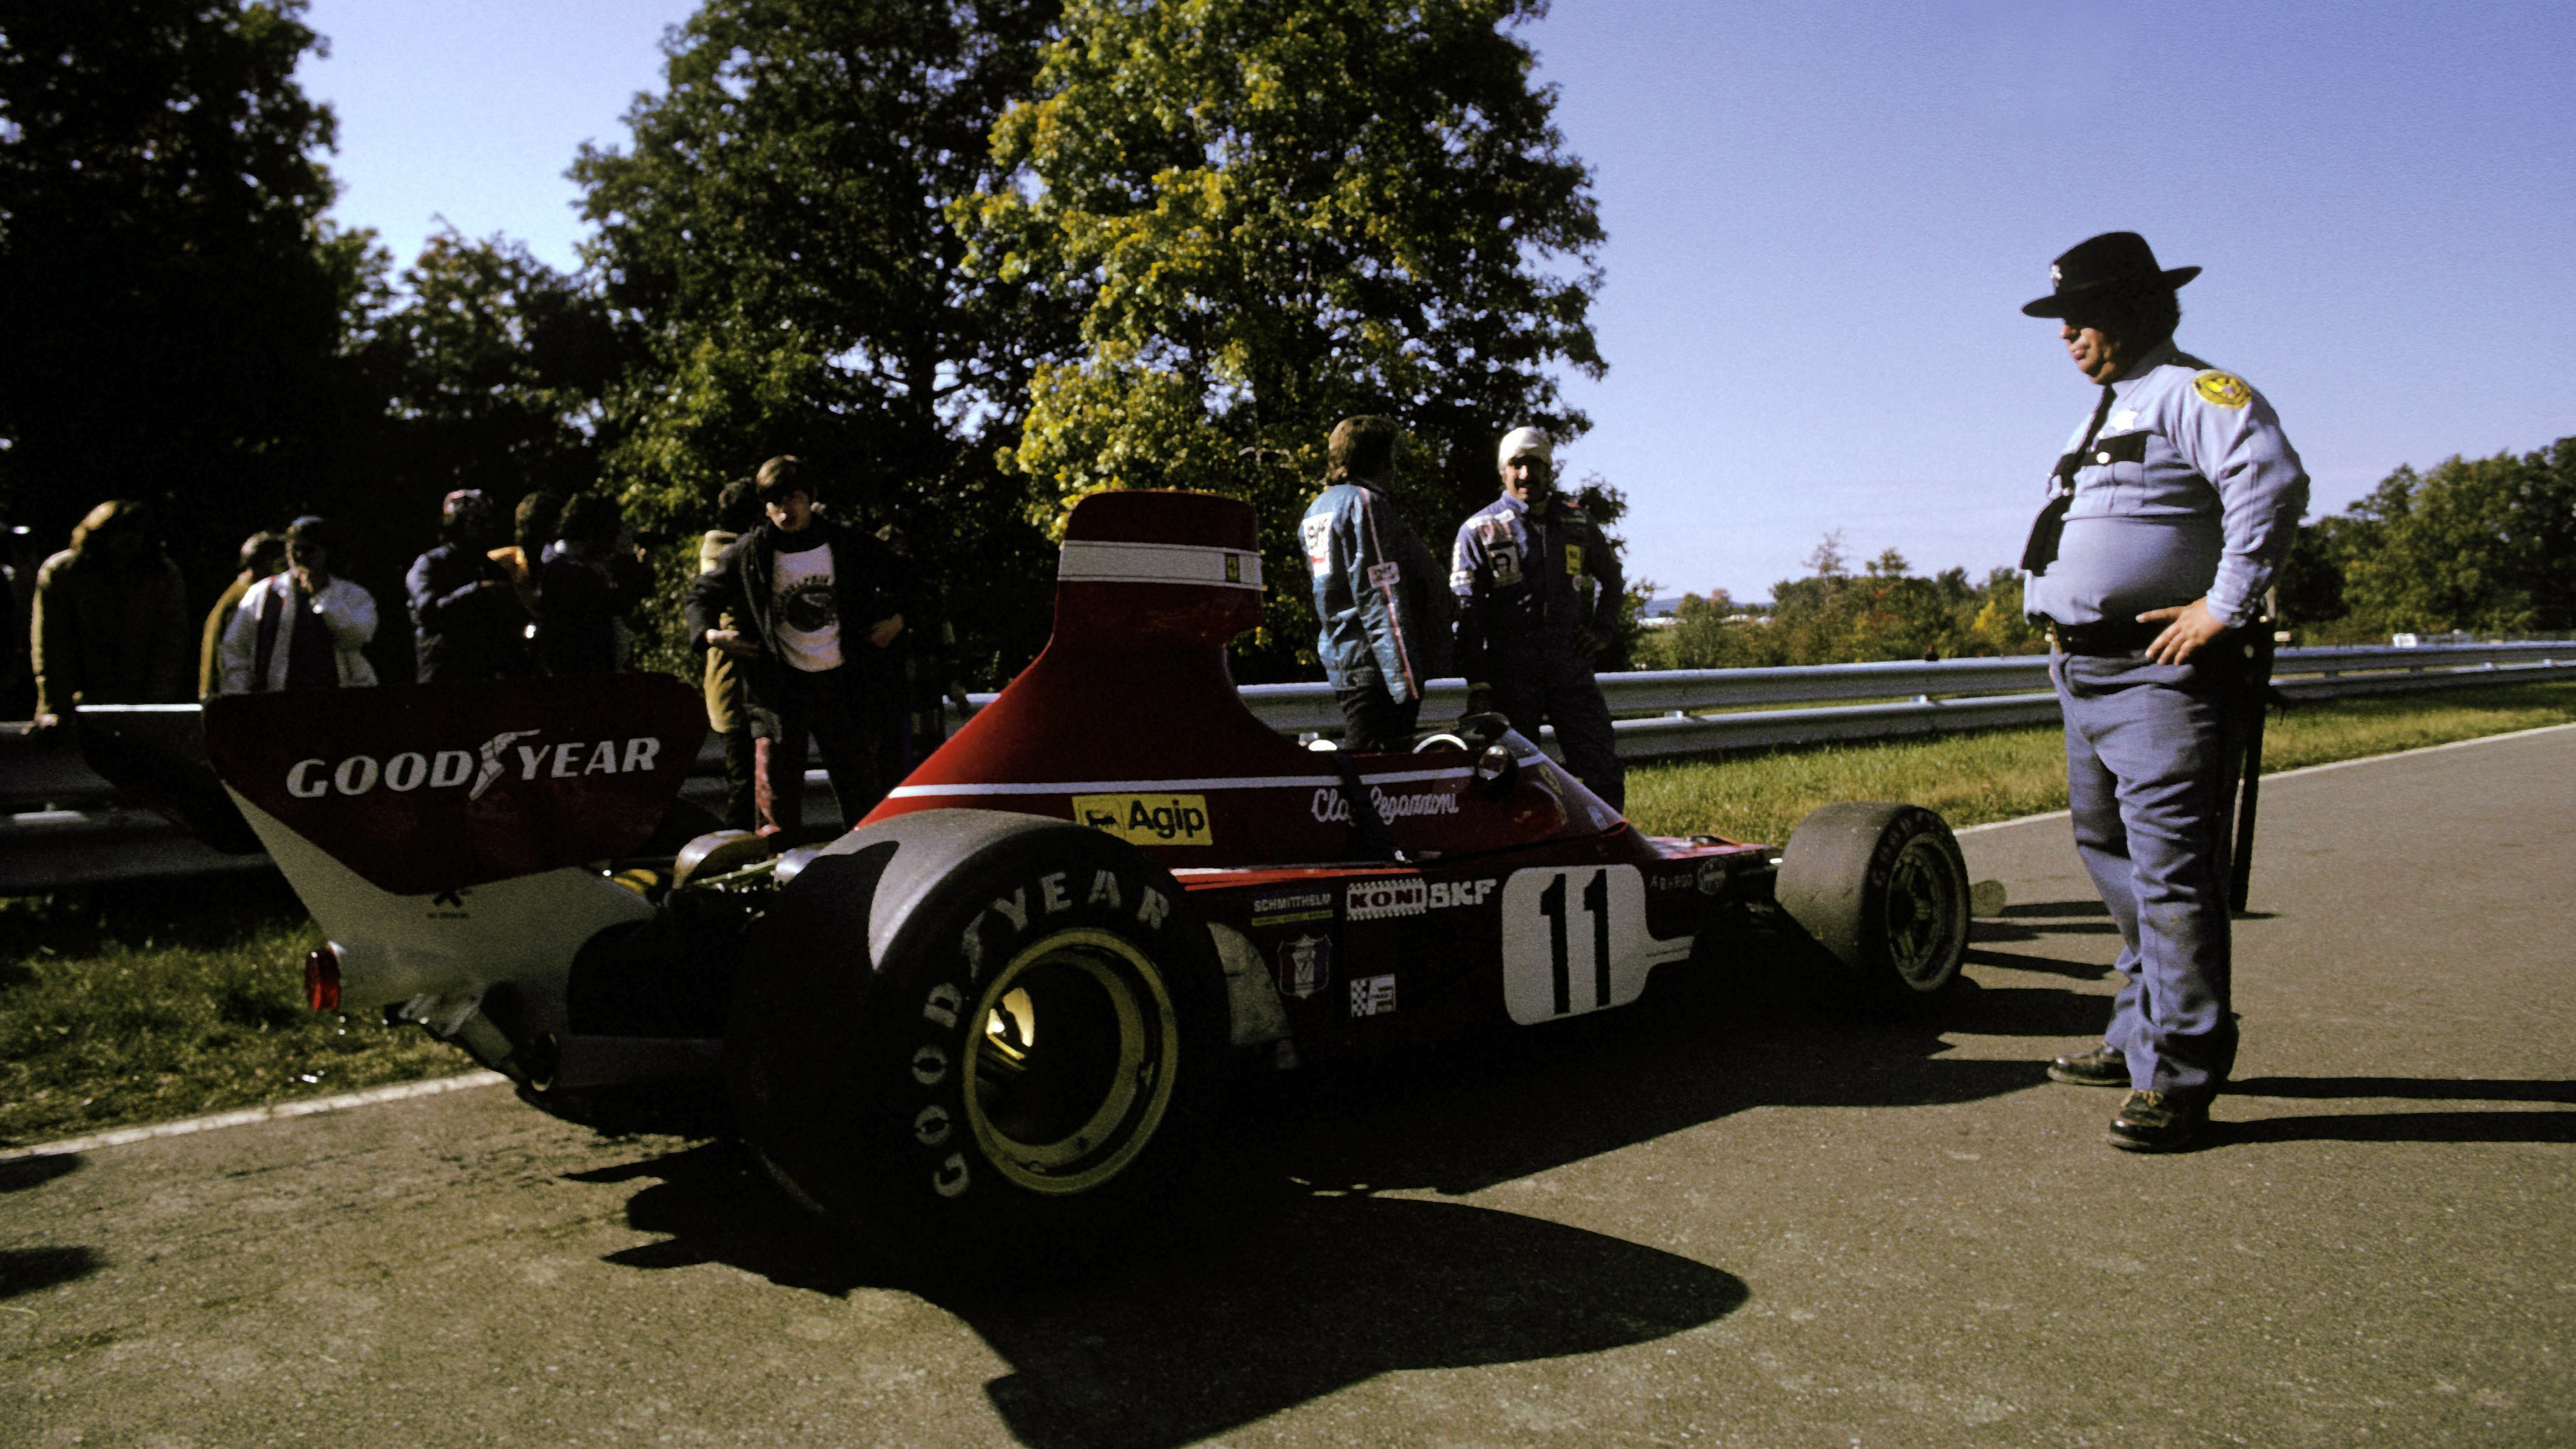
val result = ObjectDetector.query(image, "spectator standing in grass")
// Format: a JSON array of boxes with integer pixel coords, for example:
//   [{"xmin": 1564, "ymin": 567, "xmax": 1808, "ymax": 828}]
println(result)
[
  {"xmin": 198, "ymin": 531, "xmax": 287, "ymax": 698},
  {"xmin": 406, "ymin": 490, "xmax": 526, "ymax": 682},
  {"xmin": 2016, "ymin": 232, "xmax": 2307, "ymax": 1152},
  {"xmin": 216, "ymin": 516, "xmax": 378, "ymax": 694},
  {"xmin": 31, "ymin": 499, "xmax": 194, "ymax": 730},
  {"xmin": 533, "ymin": 494, "xmax": 650, "ymax": 676},
  {"xmin": 700, "ymin": 478, "xmax": 763, "ymax": 829},
  {"xmin": 684, "ymin": 455, "xmax": 907, "ymax": 837},
  {"xmin": 1300, "ymin": 415, "xmax": 1451, "ymax": 751}
]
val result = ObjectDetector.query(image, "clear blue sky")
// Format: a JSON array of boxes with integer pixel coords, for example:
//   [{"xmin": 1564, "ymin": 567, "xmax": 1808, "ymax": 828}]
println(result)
[{"xmin": 298, "ymin": 0, "xmax": 2576, "ymax": 602}]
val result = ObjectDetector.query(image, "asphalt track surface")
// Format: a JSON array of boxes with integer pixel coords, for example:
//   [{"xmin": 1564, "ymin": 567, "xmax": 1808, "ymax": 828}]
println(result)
[{"xmin": 5, "ymin": 728, "xmax": 2571, "ymax": 1447}]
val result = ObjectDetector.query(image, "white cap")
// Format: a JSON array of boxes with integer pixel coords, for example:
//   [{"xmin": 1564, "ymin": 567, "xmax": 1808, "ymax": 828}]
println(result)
[{"xmin": 1497, "ymin": 426, "xmax": 1553, "ymax": 469}]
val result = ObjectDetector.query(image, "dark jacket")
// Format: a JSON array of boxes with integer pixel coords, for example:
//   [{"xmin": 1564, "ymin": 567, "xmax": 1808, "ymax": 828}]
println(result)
[
  {"xmin": 534, "ymin": 541, "xmax": 647, "ymax": 677},
  {"xmin": 683, "ymin": 516, "xmax": 908, "ymax": 702},
  {"xmin": 1448, "ymin": 491, "xmax": 1624, "ymax": 684},
  {"xmin": 31, "ymin": 548, "xmax": 192, "ymax": 718},
  {"xmin": 406, "ymin": 543, "xmax": 528, "ymax": 683}
]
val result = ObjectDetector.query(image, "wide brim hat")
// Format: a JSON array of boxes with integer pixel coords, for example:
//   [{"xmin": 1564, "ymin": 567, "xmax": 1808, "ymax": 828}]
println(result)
[{"xmin": 2022, "ymin": 231, "xmax": 2200, "ymax": 317}]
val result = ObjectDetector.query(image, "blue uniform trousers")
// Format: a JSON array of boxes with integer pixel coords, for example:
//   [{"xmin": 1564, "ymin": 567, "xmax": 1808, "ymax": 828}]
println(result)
[
  {"xmin": 2054, "ymin": 649, "xmax": 2247, "ymax": 1104},
  {"xmin": 1493, "ymin": 637, "xmax": 1625, "ymax": 812}
]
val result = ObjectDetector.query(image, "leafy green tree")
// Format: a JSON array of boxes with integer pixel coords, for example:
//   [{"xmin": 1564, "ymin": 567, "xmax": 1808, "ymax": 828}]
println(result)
[
  {"xmin": 362, "ymin": 228, "xmax": 626, "ymax": 510},
  {"xmin": 0, "ymin": 0, "xmax": 374, "ymax": 582},
  {"xmin": 2332, "ymin": 440, "xmax": 2576, "ymax": 637},
  {"xmin": 573, "ymin": 0, "xmax": 1068, "ymax": 685},
  {"xmin": 954, "ymin": 0, "xmax": 1605, "ymax": 678}
]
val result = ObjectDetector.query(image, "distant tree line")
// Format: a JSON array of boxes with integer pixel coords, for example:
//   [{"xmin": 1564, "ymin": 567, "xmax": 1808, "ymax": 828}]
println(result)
[
  {"xmin": 1636, "ymin": 534, "xmax": 2040, "ymax": 672},
  {"xmin": 1639, "ymin": 432, "xmax": 2576, "ymax": 671},
  {"xmin": 2, "ymin": 0, "xmax": 1606, "ymax": 689}
]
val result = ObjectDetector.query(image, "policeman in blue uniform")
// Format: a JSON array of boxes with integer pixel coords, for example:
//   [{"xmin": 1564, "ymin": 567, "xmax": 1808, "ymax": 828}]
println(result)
[
  {"xmin": 1302, "ymin": 415, "xmax": 1450, "ymax": 751},
  {"xmin": 2019, "ymin": 232, "xmax": 2308, "ymax": 1151},
  {"xmin": 1452, "ymin": 427, "xmax": 1626, "ymax": 810}
]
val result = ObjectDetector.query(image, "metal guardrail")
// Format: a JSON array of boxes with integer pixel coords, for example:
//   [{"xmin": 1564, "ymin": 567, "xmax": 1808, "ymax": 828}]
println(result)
[
  {"xmin": 8, "ymin": 641, "xmax": 2570, "ymax": 890},
  {"xmin": 992, "ymin": 639, "xmax": 2576, "ymax": 760}
]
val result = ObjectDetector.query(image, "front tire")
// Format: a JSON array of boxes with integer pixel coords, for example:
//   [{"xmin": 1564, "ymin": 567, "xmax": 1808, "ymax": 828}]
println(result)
[
  {"xmin": 1774, "ymin": 801, "xmax": 1970, "ymax": 1014},
  {"xmin": 726, "ymin": 811, "xmax": 1228, "ymax": 1282}
]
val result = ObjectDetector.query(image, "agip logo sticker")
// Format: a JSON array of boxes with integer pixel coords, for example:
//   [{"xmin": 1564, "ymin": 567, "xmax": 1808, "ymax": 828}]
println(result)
[{"xmin": 1073, "ymin": 793, "xmax": 1214, "ymax": 846}]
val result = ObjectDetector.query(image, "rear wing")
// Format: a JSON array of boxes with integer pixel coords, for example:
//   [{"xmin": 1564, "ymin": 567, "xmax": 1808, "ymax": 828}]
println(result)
[
  {"xmin": 197, "ymin": 674, "xmax": 708, "ymax": 895},
  {"xmin": 80, "ymin": 676, "xmax": 709, "ymax": 1024}
]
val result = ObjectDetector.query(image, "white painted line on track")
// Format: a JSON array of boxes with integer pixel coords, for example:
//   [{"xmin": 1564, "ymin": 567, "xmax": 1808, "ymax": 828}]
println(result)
[
  {"xmin": 0, "ymin": 1071, "xmax": 510, "ymax": 1162},
  {"xmin": 2251, "ymin": 718, "xmax": 2576, "ymax": 783},
  {"xmin": 1950, "ymin": 720, "xmax": 2576, "ymax": 838},
  {"xmin": 1952, "ymin": 808, "xmax": 2072, "ymax": 837}
]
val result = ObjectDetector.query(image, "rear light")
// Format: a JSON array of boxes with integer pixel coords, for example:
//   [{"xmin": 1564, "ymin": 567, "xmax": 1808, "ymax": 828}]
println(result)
[{"xmin": 304, "ymin": 945, "xmax": 341, "ymax": 1012}]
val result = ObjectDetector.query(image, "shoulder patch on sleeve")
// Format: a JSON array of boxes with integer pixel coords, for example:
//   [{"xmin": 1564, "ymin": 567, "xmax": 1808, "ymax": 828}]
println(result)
[{"xmin": 2192, "ymin": 371, "xmax": 2252, "ymax": 409}]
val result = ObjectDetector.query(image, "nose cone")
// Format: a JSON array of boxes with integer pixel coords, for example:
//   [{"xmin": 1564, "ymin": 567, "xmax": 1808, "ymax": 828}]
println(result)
[{"xmin": 1055, "ymin": 491, "xmax": 1266, "ymax": 642}]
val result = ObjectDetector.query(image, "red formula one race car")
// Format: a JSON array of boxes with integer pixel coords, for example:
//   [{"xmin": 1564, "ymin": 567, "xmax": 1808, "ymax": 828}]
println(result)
[{"xmin": 87, "ymin": 491, "xmax": 1970, "ymax": 1277}]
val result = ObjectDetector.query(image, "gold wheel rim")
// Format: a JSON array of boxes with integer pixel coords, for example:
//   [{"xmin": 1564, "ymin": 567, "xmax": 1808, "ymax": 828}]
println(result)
[{"xmin": 960, "ymin": 927, "xmax": 1182, "ymax": 1195}]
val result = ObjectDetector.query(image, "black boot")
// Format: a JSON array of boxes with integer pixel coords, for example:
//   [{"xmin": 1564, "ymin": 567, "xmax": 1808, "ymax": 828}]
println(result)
[
  {"xmin": 2106, "ymin": 1090, "xmax": 2208, "ymax": 1152},
  {"xmin": 2047, "ymin": 1044, "xmax": 2127, "ymax": 1088}
]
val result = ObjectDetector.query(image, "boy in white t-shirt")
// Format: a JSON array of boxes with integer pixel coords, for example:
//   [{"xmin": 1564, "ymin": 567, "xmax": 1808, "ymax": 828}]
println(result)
[{"xmin": 683, "ymin": 456, "xmax": 908, "ymax": 836}]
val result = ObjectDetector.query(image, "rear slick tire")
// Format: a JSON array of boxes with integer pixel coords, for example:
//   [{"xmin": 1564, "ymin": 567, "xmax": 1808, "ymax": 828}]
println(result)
[
  {"xmin": 1774, "ymin": 801, "xmax": 1970, "ymax": 1016},
  {"xmin": 726, "ymin": 810, "xmax": 1229, "ymax": 1286}
]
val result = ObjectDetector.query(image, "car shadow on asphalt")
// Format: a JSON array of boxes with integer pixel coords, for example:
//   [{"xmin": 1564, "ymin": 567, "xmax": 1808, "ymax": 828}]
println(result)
[
  {"xmin": 576, "ymin": 1139, "xmax": 1748, "ymax": 1449},
  {"xmin": 0, "ymin": 1246, "xmax": 100, "ymax": 1302},
  {"xmin": 0, "ymin": 1154, "xmax": 83, "ymax": 1193},
  {"xmin": 569, "ymin": 965, "xmax": 2094, "ymax": 1445},
  {"xmin": 0, "ymin": 1156, "xmax": 98, "ymax": 1305},
  {"xmin": 1213, "ymin": 968, "xmax": 2066, "ymax": 1201},
  {"xmin": 1998, "ymin": 898, "xmax": 2111, "ymax": 917},
  {"xmin": 1966, "ymin": 945, "xmax": 2114, "ymax": 980},
  {"xmin": 1972, "ymin": 920, "xmax": 2121, "ymax": 941}
]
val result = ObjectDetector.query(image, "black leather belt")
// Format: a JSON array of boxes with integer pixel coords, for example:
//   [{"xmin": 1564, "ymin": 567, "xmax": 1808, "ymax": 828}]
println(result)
[{"xmin": 2044, "ymin": 618, "xmax": 2163, "ymax": 654}]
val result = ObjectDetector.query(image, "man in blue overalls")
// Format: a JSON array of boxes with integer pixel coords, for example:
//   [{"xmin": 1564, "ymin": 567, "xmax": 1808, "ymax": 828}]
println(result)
[
  {"xmin": 1452, "ymin": 427, "xmax": 1626, "ymax": 810},
  {"xmin": 2019, "ymin": 233, "xmax": 2308, "ymax": 1151},
  {"xmin": 1301, "ymin": 415, "xmax": 1451, "ymax": 751}
]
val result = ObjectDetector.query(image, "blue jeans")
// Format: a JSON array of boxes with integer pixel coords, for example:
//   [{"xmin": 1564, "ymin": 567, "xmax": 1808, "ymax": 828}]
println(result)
[{"xmin": 2055, "ymin": 649, "xmax": 2247, "ymax": 1104}]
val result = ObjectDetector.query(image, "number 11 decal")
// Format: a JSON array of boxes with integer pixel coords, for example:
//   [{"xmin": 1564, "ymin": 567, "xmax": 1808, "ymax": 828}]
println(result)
[
  {"xmin": 1502, "ymin": 865, "xmax": 1668, "ymax": 1026},
  {"xmin": 1536, "ymin": 869, "xmax": 1614, "ymax": 1014}
]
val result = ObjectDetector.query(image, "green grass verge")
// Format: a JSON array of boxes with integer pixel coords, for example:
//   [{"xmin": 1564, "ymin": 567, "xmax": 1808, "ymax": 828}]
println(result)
[
  {"xmin": 4, "ymin": 678, "xmax": 2570, "ymax": 1150},
  {"xmin": 1626, "ymin": 678, "xmax": 2576, "ymax": 844},
  {"xmin": 0, "ymin": 876, "xmax": 470, "ymax": 1150}
]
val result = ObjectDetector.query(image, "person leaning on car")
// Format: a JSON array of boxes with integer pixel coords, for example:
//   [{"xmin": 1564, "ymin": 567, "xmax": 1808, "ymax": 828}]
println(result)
[
  {"xmin": 1451, "ymin": 426, "xmax": 1626, "ymax": 810},
  {"xmin": 2017, "ymin": 231, "xmax": 2307, "ymax": 1152},
  {"xmin": 1301, "ymin": 415, "xmax": 1452, "ymax": 752},
  {"xmin": 684, "ymin": 455, "xmax": 908, "ymax": 837}
]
